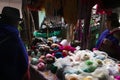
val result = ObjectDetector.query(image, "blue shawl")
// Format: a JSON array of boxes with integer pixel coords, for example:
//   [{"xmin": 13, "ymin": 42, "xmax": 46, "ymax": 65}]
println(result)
[{"xmin": 0, "ymin": 23, "xmax": 28, "ymax": 80}]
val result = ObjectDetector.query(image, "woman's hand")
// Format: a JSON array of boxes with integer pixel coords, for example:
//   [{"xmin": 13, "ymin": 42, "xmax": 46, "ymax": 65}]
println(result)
[{"xmin": 103, "ymin": 38, "xmax": 112, "ymax": 46}]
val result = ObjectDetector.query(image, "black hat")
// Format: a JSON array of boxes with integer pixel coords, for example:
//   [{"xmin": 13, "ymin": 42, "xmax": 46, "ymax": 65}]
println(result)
[
  {"xmin": 107, "ymin": 13, "xmax": 119, "ymax": 21},
  {"xmin": 0, "ymin": 6, "xmax": 22, "ymax": 21}
]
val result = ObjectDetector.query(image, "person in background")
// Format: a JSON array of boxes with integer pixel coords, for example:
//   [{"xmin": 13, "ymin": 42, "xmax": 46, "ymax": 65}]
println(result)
[
  {"xmin": 18, "ymin": 22, "xmax": 23, "ymax": 36},
  {"xmin": 95, "ymin": 12, "xmax": 120, "ymax": 60},
  {"xmin": 0, "ymin": 6, "xmax": 29, "ymax": 80}
]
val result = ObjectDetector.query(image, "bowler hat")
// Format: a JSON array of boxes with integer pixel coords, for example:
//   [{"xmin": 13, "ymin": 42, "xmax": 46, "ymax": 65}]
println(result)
[{"xmin": 0, "ymin": 6, "xmax": 22, "ymax": 21}]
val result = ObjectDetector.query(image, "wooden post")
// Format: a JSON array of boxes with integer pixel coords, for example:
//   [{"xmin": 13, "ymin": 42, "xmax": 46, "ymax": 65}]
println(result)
[{"xmin": 22, "ymin": 0, "xmax": 32, "ymax": 48}]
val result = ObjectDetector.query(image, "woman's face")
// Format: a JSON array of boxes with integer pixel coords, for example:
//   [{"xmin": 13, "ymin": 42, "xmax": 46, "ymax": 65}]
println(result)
[{"xmin": 105, "ymin": 20, "xmax": 111, "ymax": 30}]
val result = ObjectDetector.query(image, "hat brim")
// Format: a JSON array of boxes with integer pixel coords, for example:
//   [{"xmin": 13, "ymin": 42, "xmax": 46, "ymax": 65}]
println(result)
[{"xmin": 0, "ymin": 13, "xmax": 22, "ymax": 21}]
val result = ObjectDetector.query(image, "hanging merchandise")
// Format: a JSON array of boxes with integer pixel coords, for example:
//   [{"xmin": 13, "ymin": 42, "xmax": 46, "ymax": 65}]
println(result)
[
  {"xmin": 27, "ymin": 0, "xmax": 97, "ymax": 24},
  {"xmin": 52, "ymin": 0, "xmax": 63, "ymax": 16},
  {"xmin": 53, "ymin": 0, "xmax": 61, "ymax": 10},
  {"xmin": 62, "ymin": 0, "xmax": 78, "ymax": 24},
  {"xmin": 27, "ymin": 0, "xmax": 45, "ymax": 11},
  {"xmin": 44, "ymin": 0, "xmax": 63, "ymax": 17},
  {"xmin": 44, "ymin": 0, "xmax": 54, "ymax": 16},
  {"xmin": 96, "ymin": 1, "xmax": 112, "ymax": 15}
]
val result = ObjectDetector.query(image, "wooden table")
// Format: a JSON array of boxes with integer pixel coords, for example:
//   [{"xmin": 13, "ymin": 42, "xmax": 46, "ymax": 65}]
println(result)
[{"xmin": 30, "ymin": 64, "xmax": 58, "ymax": 80}]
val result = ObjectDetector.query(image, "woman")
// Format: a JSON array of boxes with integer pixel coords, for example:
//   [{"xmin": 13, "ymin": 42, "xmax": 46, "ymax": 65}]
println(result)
[
  {"xmin": 95, "ymin": 13, "xmax": 120, "ymax": 60},
  {"xmin": 0, "ymin": 6, "xmax": 29, "ymax": 80}
]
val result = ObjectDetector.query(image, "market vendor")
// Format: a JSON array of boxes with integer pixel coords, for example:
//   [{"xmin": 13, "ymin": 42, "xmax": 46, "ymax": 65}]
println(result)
[{"xmin": 95, "ymin": 13, "xmax": 120, "ymax": 60}]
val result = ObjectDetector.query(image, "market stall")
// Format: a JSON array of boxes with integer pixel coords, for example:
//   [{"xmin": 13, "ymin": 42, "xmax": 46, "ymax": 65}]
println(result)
[
  {"xmin": 22, "ymin": 0, "xmax": 120, "ymax": 80},
  {"xmin": 28, "ymin": 37, "xmax": 120, "ymax": 80}
]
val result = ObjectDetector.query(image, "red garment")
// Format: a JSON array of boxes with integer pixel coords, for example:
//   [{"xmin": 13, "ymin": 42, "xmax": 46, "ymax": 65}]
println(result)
[{"xmin": 22, "ymin": 67, "xmax": 30, "ymax": 80}]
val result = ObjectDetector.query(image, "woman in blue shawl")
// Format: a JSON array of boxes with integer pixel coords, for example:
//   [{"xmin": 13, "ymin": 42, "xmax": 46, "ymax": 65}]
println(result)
[
  {"xmin": 95, "ymin": 13, "xmax": 120, "ymax": 60},
  {"xmin": 0, "ymin": 6, "xmax": 29, "ymax": 80}
]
